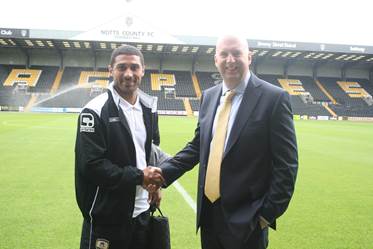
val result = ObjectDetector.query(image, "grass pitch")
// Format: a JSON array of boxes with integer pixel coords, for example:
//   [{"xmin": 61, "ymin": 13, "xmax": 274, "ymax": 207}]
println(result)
[{"xmin": 0, "ymin": 112, "xmax": 372, "ymax": 249}]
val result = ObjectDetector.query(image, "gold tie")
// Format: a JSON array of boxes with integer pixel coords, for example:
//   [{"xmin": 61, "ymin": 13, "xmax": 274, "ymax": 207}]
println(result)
[{"xmin": 204, "ymin": 90, "xmax": 235, "ymax": 203}]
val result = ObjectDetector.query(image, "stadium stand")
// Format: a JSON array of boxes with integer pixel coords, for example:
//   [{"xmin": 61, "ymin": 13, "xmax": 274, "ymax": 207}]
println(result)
[
  {"xmin": 259, "ymin": 74, "xmax": 334, "ymax": 116},
  {"xmin": 190, "ymin": 99, "xmax": 200, "ymax": 112},
  {"xmin": 290, "ymin": 95, "xmax": 330, "ymax": 116},
  {"xmin": 78, "ymin": 69, "xmax": 110, "ymax": 87},
  {"xmin": 50, "ymin": 68, "xmax": 64, "ymax": 94},
  {"xmin": 3, "ymin": 69, "xmax": 42, "ymax": 88},
  {"xmin": 59, "ymin": 67, "xmax": 94, "ymax": 90},
  {"xmin": 38, "ymin": 70, "xmax": 112, "ymax": 109},
  {"xmin": 142, "ymin": 70, "xmax": 184, "ymax": 111},
  {"xmin": 0, "ymin": 28, "xmax": 372, "ymax": 119},
  {"xmin": 163, "ymin": 70, "xmax": 196, "ymax": 97},
  {"xmin": 0, "ymin": 91, "xmax": 30, "ymax": 109},
  {"xmin": 318, "ymin": 77, "xmax": 373, "ymax": 116},
  {"xmin": 191, "ymin": 74, "xmax": 202, "ymax": 98},
  {"xmin": 319, "ymin": 77, "xmax": 361, "ymax": 105},
  {"xmin": 38, "ymin": 88, "xmax": 93, "ymax": 108},
  {"xmin": 352, "ymin": 78, "xmax": 373, "ymax": 96},
  {"xmin": 329, "ymin": 104, "xmax": 373, "ymax": 117},
  {"xmin": 0, "ymin": 65, "xmax": 34, "ymax": 108},
  {"xmin": 28, "ymin": 66, "xmax": 59, "ymax": 93},
  {"xmin": 149, "ymin": 72, "xmax": 176, "ymax": 91},
  {"xmin": 182, "ymin": 98, "xmax": 193, "ymax": 116},
  {"xmin": 29, "ymin": 67, "xmax": 110, "ymax": 109},
  {"xmin": 1, "ymin": 65, "xmax": 373, "ymax": 117},
  {"xmin": 259, "ymin": 74, "xmax": 285, "ymax": 88},
  {"xmin": 195, "ymin": 71, "xmax": 220, "ymax": 91},
  {"xmin": 288, "ymin": 76, "xmax": 330, "ymax": 102}
]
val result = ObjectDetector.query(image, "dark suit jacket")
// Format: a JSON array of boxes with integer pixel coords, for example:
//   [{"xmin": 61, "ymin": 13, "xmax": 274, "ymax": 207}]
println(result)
[{"xmin": 161, "ymin": 73, "xmax": 298, "ymax": 241}]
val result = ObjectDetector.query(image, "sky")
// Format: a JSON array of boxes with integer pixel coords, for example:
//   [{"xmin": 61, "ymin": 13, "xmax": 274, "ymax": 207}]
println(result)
[{"xmin": 1, "ymin": 0, "xmax": 372, "ymax": 46}]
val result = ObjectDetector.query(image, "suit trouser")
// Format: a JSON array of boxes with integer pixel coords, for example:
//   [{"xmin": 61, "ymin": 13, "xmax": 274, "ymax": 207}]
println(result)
[
  {"xmin": 200, "ymin": 199, "xmax": 268, "ymax": 249},
  {"xmin": 80, "ymin": 210, "xmax": 150, "ymax": 249}
]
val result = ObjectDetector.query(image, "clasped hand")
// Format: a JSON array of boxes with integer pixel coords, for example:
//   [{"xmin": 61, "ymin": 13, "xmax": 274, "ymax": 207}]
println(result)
[{"xmin": 142, "ymin": 166, "xmax": 164, "ymax": 193}]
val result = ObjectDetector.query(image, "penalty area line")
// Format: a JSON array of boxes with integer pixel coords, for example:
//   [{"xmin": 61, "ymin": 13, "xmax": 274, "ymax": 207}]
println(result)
[{"xmin": 172, "ymin": 180, "xmax": 197, "ymax": 214}]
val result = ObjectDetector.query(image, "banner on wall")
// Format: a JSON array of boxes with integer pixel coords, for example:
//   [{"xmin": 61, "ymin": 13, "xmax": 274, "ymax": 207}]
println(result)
[
  {"xmin": 317, "ymin": 116, "xmax": 329, "ymax": 120},
  {"xmin": 330, "ymin": 116, "xmax": 338, "ymax": 121},
  {"xmin": 0, "ymin": 28, "xmax": 29, "ymax": 38},
  {"xmin": 347, "ymin": 117, "xmax": 373, "ymax": 121}
]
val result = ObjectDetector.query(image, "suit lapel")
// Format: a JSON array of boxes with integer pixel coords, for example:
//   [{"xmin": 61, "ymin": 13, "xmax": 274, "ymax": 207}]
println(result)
[
  {"xmin": 223, "ymin": 74, "xmax": 263, "ymax": 158},
  {"xmin": 200, "ymin": 85, "xmax": 222, "ymax": 166}
]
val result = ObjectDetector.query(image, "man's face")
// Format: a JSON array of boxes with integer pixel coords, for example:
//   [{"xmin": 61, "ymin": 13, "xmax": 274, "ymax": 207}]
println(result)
[
  {"xmin": 214, "ymin": 36, "xmax": 251, "ymax": 88},
  {"xmin": 108, "ymin": 54, "xmax": 144, "ymax": 98}
]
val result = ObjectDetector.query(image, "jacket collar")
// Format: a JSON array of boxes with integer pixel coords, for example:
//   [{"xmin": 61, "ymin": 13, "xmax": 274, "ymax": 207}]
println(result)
[
  {"xmin": 221, "ymin": 71, "xmax": 251, "ymax": 96},
  {"xmin": 108, "ymin": 82, "xmax": 158, "ymax": 113}
]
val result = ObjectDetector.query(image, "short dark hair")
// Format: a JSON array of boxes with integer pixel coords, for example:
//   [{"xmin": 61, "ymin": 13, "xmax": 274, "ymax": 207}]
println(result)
[{"xmin": 110, "ymin": 45, "xmax": 144, "ymax": 66}]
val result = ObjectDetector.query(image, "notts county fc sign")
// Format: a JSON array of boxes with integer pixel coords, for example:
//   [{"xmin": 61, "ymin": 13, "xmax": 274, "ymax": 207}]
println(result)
[{"xmin": 71, "ymin": 15, "xmax": 183, "ymax": 44}]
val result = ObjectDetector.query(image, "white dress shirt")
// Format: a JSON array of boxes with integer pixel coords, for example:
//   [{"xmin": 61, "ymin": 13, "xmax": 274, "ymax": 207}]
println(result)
[{"xmin": 115, "ymin": 90, "xmax": 150, "ymax": 218}]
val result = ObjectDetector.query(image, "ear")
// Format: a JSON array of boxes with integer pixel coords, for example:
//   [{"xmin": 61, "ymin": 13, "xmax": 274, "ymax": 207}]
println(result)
[
  {"xmin": 247, "ymin": 51, "xmax": 253, "ymax": 66},
  {"xmin": 141, "ymin": 65, "xmax": 145, "ymax": 77},
  {"xmin": 108, "ymin": 64, "xmax": 113, "ymax": 76},
  {"xmin": 214, "ymin": 54, "xmax": 218, "ymax": 67}
]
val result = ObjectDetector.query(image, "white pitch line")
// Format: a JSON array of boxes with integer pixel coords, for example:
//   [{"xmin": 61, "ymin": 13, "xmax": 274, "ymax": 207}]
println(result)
[{"xmin": 172, "ymin": 180, "xmax": 197, "ymax": 213}]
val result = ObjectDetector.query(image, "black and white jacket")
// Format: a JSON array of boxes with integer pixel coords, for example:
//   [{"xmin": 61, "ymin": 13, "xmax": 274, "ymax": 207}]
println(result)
[{"xmin": 75, "ymin": 83, "xmax": 158, "ymax": 225}]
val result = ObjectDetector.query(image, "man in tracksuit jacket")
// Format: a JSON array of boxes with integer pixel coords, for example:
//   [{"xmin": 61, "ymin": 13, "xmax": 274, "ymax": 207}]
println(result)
[{"xmin": 75, "ymin": 45, "xmax": 165, "ymax": 249}]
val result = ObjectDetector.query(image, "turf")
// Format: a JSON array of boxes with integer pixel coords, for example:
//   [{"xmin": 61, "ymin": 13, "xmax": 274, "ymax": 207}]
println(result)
[{"xmin": 0, "ymin": 112, "xmax": 372, "ymax": 249}]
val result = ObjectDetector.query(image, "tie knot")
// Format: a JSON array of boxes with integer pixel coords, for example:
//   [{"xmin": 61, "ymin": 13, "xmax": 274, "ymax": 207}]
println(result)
[{"xmin": 224, "ymin": 90, "xmax": 235, "ymax": 103}]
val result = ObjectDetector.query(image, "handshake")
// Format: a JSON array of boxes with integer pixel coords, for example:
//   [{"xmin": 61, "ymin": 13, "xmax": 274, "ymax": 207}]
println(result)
[{"xmin": 142, "ymin": 166, "xmax": 164, "ymax": 193}]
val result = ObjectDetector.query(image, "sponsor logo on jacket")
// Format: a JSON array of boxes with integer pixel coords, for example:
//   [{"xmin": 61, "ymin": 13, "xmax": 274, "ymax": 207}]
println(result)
[{"xmin": 80, "ymin": 113, "xmax": 95, "ymax": 132}]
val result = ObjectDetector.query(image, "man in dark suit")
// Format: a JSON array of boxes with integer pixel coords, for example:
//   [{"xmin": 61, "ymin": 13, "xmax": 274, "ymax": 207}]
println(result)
[{"xmin": 160, "ymin": 35, "xmax": 298, "ymax": 249}]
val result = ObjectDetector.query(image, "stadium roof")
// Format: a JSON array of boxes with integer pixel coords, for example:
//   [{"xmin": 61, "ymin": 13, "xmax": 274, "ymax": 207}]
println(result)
[
  {"xmin": 1, "ymin": 13, "xmax": 373, "ymax": 65},
  {"xmin": 2, "ymin": 27, "xmax": 373, "ymax": 66}
]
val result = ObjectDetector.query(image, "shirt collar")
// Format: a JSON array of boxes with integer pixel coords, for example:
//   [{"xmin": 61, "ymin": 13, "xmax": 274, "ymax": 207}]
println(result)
[
  {"xmin": 120, "ymin": 94, "xmax": 142, "ymax": 112},
  {"xmin": 108, "ymin": 82, "xmax": 120, "ymax": 106},
  {"xmin": 108, "ymin": 82, "xmax": 142, "ymax": 111},
  {"xmin": 222, "ymin": 71, "xmax": 251, "ymax": 96}
]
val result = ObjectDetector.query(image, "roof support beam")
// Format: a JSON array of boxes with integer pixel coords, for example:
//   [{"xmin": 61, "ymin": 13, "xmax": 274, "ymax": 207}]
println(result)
[
  {"xmin": 312, "ymin": 61, "xmax": 327, "ymax": 80},
  {"xmin": 57, "ymin": 48, "xmax": 63, "ymax": 69},
  {"xmin": 369, "ymin": 66, "xmax": 373, "ymax": 83},
  {"xmin": 191, "ymin": 54, "xmax": 198, "ymax": 74},
  {"xmin": 94, "ymin": 50, "xmax": 97, "ymax": 70},
  {"xmin": 20, "ymin": 48, "xmax": 30, "ymax": 68},
  {"xmin": 284, "ymin": 59, "xmax": 295, "ymax": 78},
  {"xmin": 159, "ymin": 53, "xmax": 163, "ymax": 73},
  {"xmin": 341, "ymin": 61, "xmax": 359, "ymax": 81}
]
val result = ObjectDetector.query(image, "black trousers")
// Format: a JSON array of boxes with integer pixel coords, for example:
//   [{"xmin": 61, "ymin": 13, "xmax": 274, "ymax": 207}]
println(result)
[
  {"xmin": 200, "ymin": 199, "xmax": 268, "ymax": 249},
  {"xmin": 80, "ymin": 210, "xmax": 151, "ymax": 249}
]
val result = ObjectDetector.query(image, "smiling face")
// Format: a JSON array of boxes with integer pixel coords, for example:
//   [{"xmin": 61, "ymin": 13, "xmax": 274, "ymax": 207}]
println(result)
[
  {"xmin": 108, "ymin": 54, "xmax": 145, "ymax": 103},
  {"xmin": 214, "ymin": 35, "xmax": 252, "ymax": 89}
]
